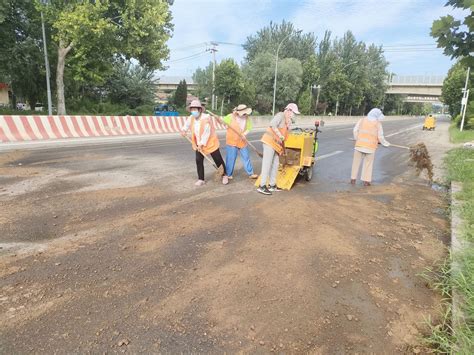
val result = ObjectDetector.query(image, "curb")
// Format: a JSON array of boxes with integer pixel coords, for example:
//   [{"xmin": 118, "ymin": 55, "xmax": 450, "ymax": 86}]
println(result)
[
  {"xmin": 451, "ymin": 181, "xmax": 465, "ymax": 334},
  {"xmin": 450, "ymin": 181, "xmax": 473, "ymax": 348}
]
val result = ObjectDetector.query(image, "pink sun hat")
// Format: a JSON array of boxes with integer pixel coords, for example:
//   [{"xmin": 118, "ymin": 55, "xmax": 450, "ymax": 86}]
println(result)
[{"xmin": 285, "ymin": 103, "xmax": 300, "ymax": 114}]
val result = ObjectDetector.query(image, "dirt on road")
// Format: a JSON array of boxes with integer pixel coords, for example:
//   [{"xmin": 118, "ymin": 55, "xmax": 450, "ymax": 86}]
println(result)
[{"xmin": 0, "ymin": 148, "xmax": 450, "ymax": 354}]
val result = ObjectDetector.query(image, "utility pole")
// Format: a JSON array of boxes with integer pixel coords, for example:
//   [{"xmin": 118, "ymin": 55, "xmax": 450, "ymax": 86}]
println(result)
[
  {"xmin": 310, "ymin": 84, "xmax": 321, "ymax": 115},
  {"xmin": 208, "ymin": 42, "xmax": 218, "ymax": 111},
  {"xmin": 40, "ymin": 1, "xmax": 52, "ymax": 116},
  {"xmin": 315, "ymin": 85, "xmax": 321, "ymax": 114},
  {"xmin": 460, "ymin": 67, "xmax": 470, "ymax": 132}
]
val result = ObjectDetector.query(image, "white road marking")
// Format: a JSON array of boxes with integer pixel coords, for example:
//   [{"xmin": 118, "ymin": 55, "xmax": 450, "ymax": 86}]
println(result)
[
  {"xmin": 317, "ymin": 150, "xmax": 344, "ymax": 160},
  {"xmin": 385, "ymin": 124, "xmax": 422, "ymax": 138}
]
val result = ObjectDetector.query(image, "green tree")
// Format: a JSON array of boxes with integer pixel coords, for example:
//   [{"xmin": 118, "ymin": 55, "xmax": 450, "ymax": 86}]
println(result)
[
  {"xmin": 242, "ymin": 52, "xmax": 275, "ymax": 113},
  {"xmin": 244, "ymin": 21, "xmax": 316, "ymax": 63},
  {"xmin": 173, "ymin": 79, "xmax": 187, "ymax": 108},
  {"xmin": 314, "ymin": 31, "xmax": 388, "ymax": 115},
  {"xmin": 192, "ymin": 63, "xmax": 213, "ymax": 101},
  {"xmin": 0, "ymin": 0, "xmax": 48, "ymax": 108},
  {"xmin": 106, "ymin": 61, "xmax": 155, "ymax": 109},
  {"xmin": 313, "ymin": 31, "xmax": 348, "ymax": 113},
  {"xmin": 383, "ymin": 94, "xmax": 405, "ymax": 115},
  {"xmin": 333, "ymin": 32, "xmax": 367, "ymax": 115},
  {"xmin": 242, "ymin": 24, "xmax": 390, "ymax": 115},
  {"xmin": 361, "ymin": 44, "xmax": 389, "ymax": 113},
  {"xmin": 215, "ymin": 58, "xmax": 243, "ymax": 108},
  {"xmin": 243, "ymin": 53, "xmax": 302, "ymax": 114},
  {"xmin": 441, "ymin": 61, "xmax": 473, "ymax": 116},
  {"xmin": 301, "ymin": 54, "xmax": 320, "ymax": 91},
  {"xmin": 297, "ymin": 89, "xmax": 312, "ymax": 115},
  {"xmin": 431, "ymin": 0, "xmax": 474, "ymax": 67},
  {"xmin": 275, "ymin": 58, "xmax": 303, "ymax": 110},
  {"xmin": 37, "ymin": 0, "xmax": 173, "ymax": 114},
  {"xmin": 239, "ymin": 79, "xmax": 257, "ymax": 109}
]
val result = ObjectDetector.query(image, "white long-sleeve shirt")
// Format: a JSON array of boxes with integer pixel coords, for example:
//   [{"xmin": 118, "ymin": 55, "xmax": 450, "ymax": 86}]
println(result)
[
  {"xmin": 181, "ymin": 115, "xmax": 211, "ymax": 146},
  {"xmin": 353, "ymin": 119, "xmax": 389, "ymax": 153}
]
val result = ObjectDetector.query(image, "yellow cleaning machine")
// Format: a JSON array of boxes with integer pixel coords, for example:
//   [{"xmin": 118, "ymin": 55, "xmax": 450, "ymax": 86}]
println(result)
[
  {"xmin": 256, "ymin": 120, "xmax": 324, "ymax": 190},
  {"xmin": 422, "ymin": 114, "xmax": 436, "ymax": 131}
]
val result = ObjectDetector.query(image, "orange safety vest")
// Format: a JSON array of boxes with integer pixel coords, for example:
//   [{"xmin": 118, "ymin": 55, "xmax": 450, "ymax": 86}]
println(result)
[
  {"xmin": 190, "ymin": 114, "xmax": 220, "ymax": 155},
  {"xmin": 226, "ymin": 113, "xmax": 247, "ymax": 149},
  {"xmin": 261, "ymin": 125, "xmax": 289, "ymax": 155},
  {"xmin": 355, "ymin": 118, "xmax": 379, "ymax": 151}
]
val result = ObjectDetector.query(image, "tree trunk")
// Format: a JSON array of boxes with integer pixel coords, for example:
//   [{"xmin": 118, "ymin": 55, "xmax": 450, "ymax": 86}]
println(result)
[{"xmin": 56, "ymin": 40, "xmax": 72, "ymax": 115}]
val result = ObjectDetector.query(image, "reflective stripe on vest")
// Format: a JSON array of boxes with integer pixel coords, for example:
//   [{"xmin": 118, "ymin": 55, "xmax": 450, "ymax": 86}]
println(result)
[
  {"xmin": 191, "ymin": 115, "xmax": 220, "ymax": 154},
  {"xmin": 355, "ymin": 118, "xmax": 379, "ymax": 151},
  {"xmin": 226, "ymin": 114, "xmax": 247, "ymax": 149},
  {"xmin": 261, "ymin": 126, "xmax": 288, "ymax": 155}
]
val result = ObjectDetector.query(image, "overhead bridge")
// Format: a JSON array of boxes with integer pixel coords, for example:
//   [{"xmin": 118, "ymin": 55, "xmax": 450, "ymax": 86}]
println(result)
[{"xmin": 386, "ymin": 75, "xmax": 444, "ymax": 103}]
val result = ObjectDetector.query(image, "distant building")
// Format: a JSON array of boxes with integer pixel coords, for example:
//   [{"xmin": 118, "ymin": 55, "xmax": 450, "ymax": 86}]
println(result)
[
  {"xmin": 0, "ymin": 83, "xmax": 10, "ymax": 106},
  {"xmin": 155, "ymin": 76, "xmax": 196, "ymax": 91},
  {"xmin": 154, "ymin": 76, "xmax": 197, "ymax": 103}
]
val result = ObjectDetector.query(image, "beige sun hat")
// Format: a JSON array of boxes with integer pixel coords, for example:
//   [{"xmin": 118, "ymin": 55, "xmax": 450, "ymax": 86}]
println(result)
[
  {"xmin": 187, "ymin": 99, "xmax": 203, "ymax": 111},
  {"xmin": 234, "ymin": 104, "xmax": 252, "ymax": 116}
]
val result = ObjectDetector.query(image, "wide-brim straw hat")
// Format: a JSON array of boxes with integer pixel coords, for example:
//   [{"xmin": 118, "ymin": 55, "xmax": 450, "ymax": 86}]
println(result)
[
  {"xmin": 188, "ymin": 99, "xmax": 203, "ymax": 111},
  {"xmin": 234, "ymin": 104, "xmax": 252, "ymax": 115}
]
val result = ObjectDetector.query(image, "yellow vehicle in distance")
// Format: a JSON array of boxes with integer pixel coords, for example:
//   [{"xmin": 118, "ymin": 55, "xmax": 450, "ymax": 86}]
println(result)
[{"xmin": 423, "ymin": 114, "xmax": 436, "ymax": 131}]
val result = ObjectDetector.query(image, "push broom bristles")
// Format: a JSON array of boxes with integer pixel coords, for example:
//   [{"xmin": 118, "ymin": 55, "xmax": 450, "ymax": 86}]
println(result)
[{"xmin": 409, "ymin": 143, "xmax": 434, "ymax": 181}]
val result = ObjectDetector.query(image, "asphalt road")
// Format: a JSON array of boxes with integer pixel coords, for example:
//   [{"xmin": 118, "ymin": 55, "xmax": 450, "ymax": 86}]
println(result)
[
  {"xmin": 0, "ymin": 115, "xmax": 451, "ymax": 353},
  {"xmin": 1, "ymin": 116, "xmax": 430, "ymax": 191}
]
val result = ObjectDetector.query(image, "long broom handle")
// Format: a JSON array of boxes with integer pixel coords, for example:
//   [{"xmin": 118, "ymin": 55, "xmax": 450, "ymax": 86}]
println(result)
[
  {"xmin": 182, "ymin": 134, "xmax": 219, "ymax": 170},
  {"xmin": 390, "ymin": 143, "xmax": 410, "ymax": 150},
  {"xmin": 206, "ymin": 110, "xmax": 264, "ymax": 158},
  {"xmin": 347, "ymin": 138, "xmax": 410, "ymax": 150}
]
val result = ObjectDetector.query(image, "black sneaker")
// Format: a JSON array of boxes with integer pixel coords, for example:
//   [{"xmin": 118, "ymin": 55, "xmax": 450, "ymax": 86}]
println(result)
[
  {"xmin": 268, "ymin": 185, "xmax": 283, "ymax": 192},
  {"xmin": 257, "ymin": 186, "xmax": 272, "ymax": 195}
]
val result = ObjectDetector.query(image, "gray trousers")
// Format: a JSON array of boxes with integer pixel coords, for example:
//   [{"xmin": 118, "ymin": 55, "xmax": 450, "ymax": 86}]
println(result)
[{"xmin": 259, "ymin": 143, "xmax": 279, "ymax": 187}]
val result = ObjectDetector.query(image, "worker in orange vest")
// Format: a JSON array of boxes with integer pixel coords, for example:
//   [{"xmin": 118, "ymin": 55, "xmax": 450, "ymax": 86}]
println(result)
[
  {"xmin": 181, "ymin": 100, "xmax": 229, "ymax": 186},
  {"xmin": 351, "ymin": 108, "xmax": 390, "ymax": 186},
  {"xmin": 222, "ymin": 104, "xmax": 258, "ymax": 180},
  {"xmin": 257, "ymin": 103, "xmax": 300, "ymax": 195}
]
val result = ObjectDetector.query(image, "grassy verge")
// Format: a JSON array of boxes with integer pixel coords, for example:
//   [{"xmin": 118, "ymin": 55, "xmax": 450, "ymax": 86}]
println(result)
[
  {"xmin": 449, "ymin": 124, "xmax": 474, "ymax": 144},
  {"xmin": 424, "ymin": 147, "xmax": 474, "ymax": 352}
]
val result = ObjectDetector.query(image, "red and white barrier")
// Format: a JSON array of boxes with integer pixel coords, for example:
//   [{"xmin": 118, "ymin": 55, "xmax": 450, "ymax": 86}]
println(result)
[{"xmin": 0, "ymin": 115, "xmax": 226, "ymax": 143}]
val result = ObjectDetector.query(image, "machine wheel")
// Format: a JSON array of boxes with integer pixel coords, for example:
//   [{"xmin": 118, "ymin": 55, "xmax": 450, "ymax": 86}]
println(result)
[{"xmin": 304, "ymin": 166, "xmax": 313, "ymax": 181}]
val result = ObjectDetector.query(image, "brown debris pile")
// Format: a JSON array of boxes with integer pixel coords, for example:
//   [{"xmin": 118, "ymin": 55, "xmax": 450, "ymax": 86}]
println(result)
[{"xmin": 409, "ymin": 143, "xmax": 434, "ymax": 181}]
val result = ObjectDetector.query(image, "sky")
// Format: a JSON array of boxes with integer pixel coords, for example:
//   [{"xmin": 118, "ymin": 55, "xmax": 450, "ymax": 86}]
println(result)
[{"xmin": 157, "ymin": 0, "xmax": 468, "ymax": 79}]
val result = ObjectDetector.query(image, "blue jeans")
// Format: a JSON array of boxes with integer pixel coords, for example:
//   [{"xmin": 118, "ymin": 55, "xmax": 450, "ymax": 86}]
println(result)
[{"xmin": 225, "ymin": 145, "xmax": 254, "ymax": 177}]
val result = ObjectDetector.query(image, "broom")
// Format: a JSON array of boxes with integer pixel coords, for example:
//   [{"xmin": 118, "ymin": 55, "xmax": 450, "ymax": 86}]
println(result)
[
  {"xmin": 348, "ymin": 138, "xmax": 434, "ymax": 181},
  {"xmin": 182, "ymin": 134, "xmax": 225, "ymax": 181},
  {"xmin": 388, "ymin": 143, "xmax": 434, "ymax": 181}
]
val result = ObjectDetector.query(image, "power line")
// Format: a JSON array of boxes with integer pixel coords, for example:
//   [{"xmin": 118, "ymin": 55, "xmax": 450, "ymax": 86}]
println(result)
[
  {"xmin": 164, "ymin": 51, "xmax": 208, "ymax": 63},
  {"xmin": 383, "ymin": 43, "xmax": 437, "ymax": 47},
  {"xmin": 170, "ymin": 42, "xmax": 208, "ymax": 51},
  {"xmin": 383, "ymin": 48, "xmax": 442, "ymax": 52},
  {"xmin": 170, "ymin": 41, "xmax": 244, "ymax": 51},
  {"xmin": 213, "ymin": 41, "xmax": 244, "ymax": 47}
]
